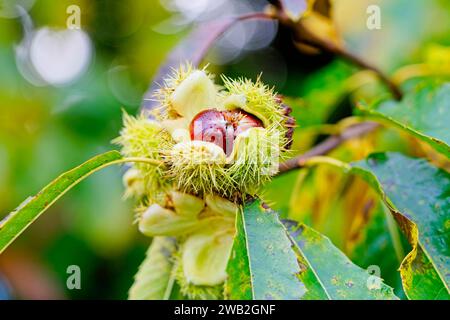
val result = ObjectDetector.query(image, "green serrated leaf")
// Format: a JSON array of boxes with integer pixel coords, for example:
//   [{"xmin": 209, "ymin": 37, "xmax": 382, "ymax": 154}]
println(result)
[
  {"xmin": 225, "ymin": 207, "xmax": 253, "ymax": 300},
  {"xmin": 225, "ymin": 199, "xmax": 306, "ymax": 300},
  {"xmin": 284, "ymin": 221, "xmax": 399, "ymax": 300},
  {"xmin": 359, "ymin": 82, "xmax": 450, "ymax": 157},
  {"xmin": 0, "ymin": 151, "xmax": 124, "ymax": 254},
  {"xmin": 351, "ymin": 152, "xmax": 450, "ymax": 299},
  {"xmin": 128, "ymin": 237, "xmax": 177, "ymax": 300},
  {"xmin": 0, "ymin": 151, "xmax": 164, "ymax": 255}
]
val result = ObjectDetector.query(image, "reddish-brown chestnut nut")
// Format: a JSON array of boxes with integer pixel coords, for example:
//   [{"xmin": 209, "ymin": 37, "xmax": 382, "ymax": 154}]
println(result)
[{"xmin": 189, "ymin": 108, "xmax": 263, "ymax": 156}]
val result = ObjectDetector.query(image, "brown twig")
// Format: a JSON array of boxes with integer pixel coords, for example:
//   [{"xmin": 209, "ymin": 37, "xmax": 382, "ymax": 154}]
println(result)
[
  {"xmin": 267, "ymin": 4, "xmax": 396, "ymax": 174},
  {"xmin": 272, "ymin": 6, "xmax": 403, "ymax": 100},
  {"xmin": 295, "ymin": 25, "xmax": 403, "ymax": 100},
  {"xmin": 278, "ymin": 122, "xmax": 379, "ymax": 174}
]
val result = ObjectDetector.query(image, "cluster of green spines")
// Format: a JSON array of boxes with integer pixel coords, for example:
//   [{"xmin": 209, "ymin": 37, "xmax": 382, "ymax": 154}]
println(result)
[
  {"xmin": 116, "ymin": 65, "xmax": 293, "ymax": 297},
  {"xmin": 228, "ymin": 128, "xmax": 281, "ymax": 196},
  {"xmin": 152, "ymin": 63, "xmax": 218, "ymax": 120},
  {"xmin": 221, "ymin": 75, "xmax": 289, "ymax": 149},
  {"xmin": 116, "ymin": 65, "xmax": 290, "ymax": 200},
  {"xmin": 113, "ymin": 112, "xmax": 173, "ymax": 201},
  {"xmin": 114, "ymin": 112, "xmax": 172, "ymax": 158},
  {"xmin": 152, "ymin": 63, "xmax": 194, "ymax": 119},
  {"xmin": 169, "ymin": 156, "xmax": 234, "ymax": 197}
]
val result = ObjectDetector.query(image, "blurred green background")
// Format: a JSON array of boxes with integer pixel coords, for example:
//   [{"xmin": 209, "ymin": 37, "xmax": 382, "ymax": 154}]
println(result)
[{"xmin": 0, "ymin": 0, "xmax": 449, "ymax": 299}]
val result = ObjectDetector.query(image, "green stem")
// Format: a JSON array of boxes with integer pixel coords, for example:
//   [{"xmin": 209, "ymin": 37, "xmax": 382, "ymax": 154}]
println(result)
[{"xmin": 304, "ymin": 156, "xmax": 351, "ymax": 170}]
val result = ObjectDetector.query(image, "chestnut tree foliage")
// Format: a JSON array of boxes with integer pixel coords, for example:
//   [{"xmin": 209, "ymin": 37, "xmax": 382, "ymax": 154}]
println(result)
[{"xmin": 0, "ymin": 0, "xmax": 449, "ymax": 300}]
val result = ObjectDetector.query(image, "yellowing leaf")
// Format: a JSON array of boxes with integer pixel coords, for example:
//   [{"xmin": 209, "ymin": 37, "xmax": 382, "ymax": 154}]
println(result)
[{"xmin": 351, "ymin": 153, "xmax": 450, "ymax": 299}]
